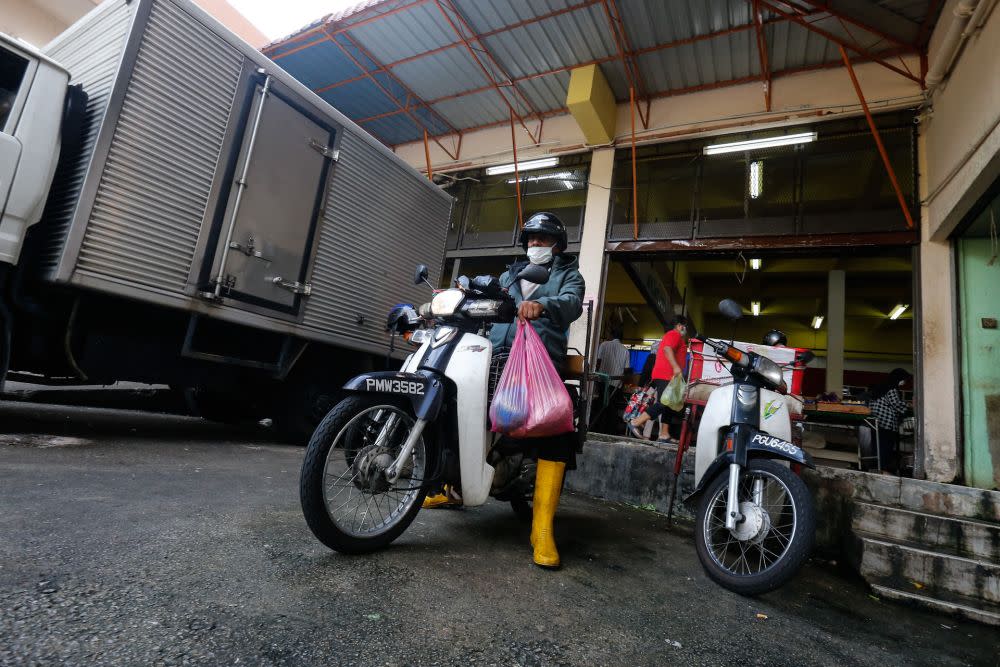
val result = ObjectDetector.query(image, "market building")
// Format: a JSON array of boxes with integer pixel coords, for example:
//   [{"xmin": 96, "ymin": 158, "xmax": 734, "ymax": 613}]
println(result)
[{"xmin": 265, "ymin": 0, "xmax": 998, "ymax": 495}]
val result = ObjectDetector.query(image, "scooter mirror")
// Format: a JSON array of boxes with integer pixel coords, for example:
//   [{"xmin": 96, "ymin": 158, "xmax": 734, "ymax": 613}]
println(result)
[
  {"xmin": 799, "ymin": 350, "xmax": 816, "ymax": 365},
  {"xmin": 516, "ymin": 263, "xmax": 550, "ymax": 285},
  {"xmin": 413, "ymin": 264, "xmax": 429, "ymax": 286},
  {"xmin": 718, "ymin": 298, "xmax": 744, "ymax": 321}
]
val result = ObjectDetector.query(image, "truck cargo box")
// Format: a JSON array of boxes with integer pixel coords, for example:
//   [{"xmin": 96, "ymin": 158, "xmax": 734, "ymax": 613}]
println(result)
[{"xmin": 36, "ymin": 0, "xmax": 450, "ymax": 358}]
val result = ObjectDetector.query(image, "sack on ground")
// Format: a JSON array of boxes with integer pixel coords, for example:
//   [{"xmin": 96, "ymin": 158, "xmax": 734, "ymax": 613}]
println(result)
[
  {"xmin": 660, "ymin": 374, "xmax": 686, "ymax": 412},
  {"xmin": 490, "ymin": 320, "xmax": 574, "ymax": 438}
]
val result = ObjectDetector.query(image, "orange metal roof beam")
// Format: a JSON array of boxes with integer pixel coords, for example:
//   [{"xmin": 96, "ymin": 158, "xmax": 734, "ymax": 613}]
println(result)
[
  {"xmin": 265, "ymin": 0, "xmax": 432, "ymax": 54},
  {"xmin": 432, "ymin": 0, "xmax": 545, "ymax": 144},
  {"xmin": 601, "ymin": 0, "xmax": 651, "ymax": 129},
  {"xmin": 752, "ymin": 0, "xmax": 772, "ymax": 111},
  {"xmin": 756, "ymin": 0, "xmax": 922, "ymax": 85},
  {"xmin": 796, "ymin": 0, "xmax": 914, "ymax": 49},
  {"xmin": 325, "ymin": 27, "xmax": 461, "ymax": 160},
  {"xmin": 838, "ymin": 45, "xmax": 915, "ymax": 229}
]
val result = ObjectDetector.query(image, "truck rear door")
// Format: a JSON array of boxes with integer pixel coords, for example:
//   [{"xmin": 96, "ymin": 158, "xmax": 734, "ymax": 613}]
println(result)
[{"xmin": 208, "ymin": 78, "xmax": 335, "ymax": 316}]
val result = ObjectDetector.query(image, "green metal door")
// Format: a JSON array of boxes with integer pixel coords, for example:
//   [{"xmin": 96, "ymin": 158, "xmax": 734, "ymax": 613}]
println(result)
[{"xmin": 958, "ymin": 238, "xmax": 1000, "ymax": 490}]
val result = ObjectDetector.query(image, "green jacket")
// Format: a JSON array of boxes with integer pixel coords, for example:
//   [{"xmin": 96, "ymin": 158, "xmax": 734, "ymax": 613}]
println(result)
[{"xmin": 489, "ymin": 254, "xmax": 586, "ymax": 363}]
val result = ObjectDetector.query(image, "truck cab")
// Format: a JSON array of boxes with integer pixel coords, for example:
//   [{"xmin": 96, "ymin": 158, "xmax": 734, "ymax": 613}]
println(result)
[{"xmin": 0, "ymin": 34, "xmax": 76, "ymax": 266}]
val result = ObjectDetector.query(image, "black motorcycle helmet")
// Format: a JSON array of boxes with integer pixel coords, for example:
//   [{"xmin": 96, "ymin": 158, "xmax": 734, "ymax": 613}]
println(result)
[
  {"xmin": 763, "ymin": 329, "xmax": 788, "ymax": 346},
  {"xmin": 386, "ymin": 303, "xmax": 420, "ymax": 333},
  {"xmin": 518, "ymin": 212, "xmax": 568, "ymax": 251}
]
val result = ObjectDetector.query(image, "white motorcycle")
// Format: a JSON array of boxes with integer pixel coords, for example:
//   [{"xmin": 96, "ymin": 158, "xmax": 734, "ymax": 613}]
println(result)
[
  {"xmin": 686, "ymin": 299, "xmax": 816, "ymax": 595},
  {"xmin": 299, "ymin": 263, "xmax": 581, "ymax": 553}
]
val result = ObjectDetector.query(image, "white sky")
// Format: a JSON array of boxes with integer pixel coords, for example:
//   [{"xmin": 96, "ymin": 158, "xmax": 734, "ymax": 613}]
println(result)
[{"xmin": 228, "ymin": 0, "xmax": 362, "ymax": 40}]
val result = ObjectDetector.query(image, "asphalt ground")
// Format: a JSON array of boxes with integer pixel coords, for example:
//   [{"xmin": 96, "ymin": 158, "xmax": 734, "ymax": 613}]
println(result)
[{"xmin": 1, "ymin": 401, "xmax": 997, "ymax": 667}]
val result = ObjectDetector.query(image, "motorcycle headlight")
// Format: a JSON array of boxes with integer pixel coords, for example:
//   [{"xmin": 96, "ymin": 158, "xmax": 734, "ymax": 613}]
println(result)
[
  {"xmin": 755, "ymin": 356, "xmax": 786, "ymax": 392},
  {"xmin": 430, "ymin": 289, "xmax": 464, "ymax": 317}
]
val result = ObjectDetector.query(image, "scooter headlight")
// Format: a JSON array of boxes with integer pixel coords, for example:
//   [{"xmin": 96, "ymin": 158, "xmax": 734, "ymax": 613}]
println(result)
[
  {"xmin": 755, "ymin": 356, "xmax": 786, "ymax": 393},
  {"xmin": 429, "ymin": 289, "xmax": 464, "ymax": 317}
]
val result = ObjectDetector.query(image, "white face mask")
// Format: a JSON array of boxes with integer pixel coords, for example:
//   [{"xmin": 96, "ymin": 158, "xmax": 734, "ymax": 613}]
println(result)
[{"xmin": 526, "ymin": 245, "xmax": 554, "ymax": 265}]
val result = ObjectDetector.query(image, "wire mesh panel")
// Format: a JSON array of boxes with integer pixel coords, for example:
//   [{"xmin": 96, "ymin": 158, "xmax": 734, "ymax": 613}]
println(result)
[
  {"xmin": 608, "ymin": 152, "xmax": 697, "ymax": 240},
  {"xmin": 455, "ymin": 157, "xmax": 590, "ymax": 250},
  {"xmin": 698, "ymin": 146, "xmax": 799, "ymax": 237},
  {"xmin": 800, "ymin": 128, "xmax": 915, "ymax": 234},
  {"xmin": 606, "ymin": 114, "xmax": 917, "ymax": 242}
]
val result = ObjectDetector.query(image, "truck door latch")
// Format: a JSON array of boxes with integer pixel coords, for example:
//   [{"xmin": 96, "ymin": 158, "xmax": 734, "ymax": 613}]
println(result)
[
  {"xmin": 229, "ymin": 235, "xmax": 268, "ymax": 260},
  {"xmin": 308, "ymin": 138, "xmax": 339, "ymax": 161},
  {"xmin": 271, "ymin": 277, "xmax": 312, "ymax": 296}
]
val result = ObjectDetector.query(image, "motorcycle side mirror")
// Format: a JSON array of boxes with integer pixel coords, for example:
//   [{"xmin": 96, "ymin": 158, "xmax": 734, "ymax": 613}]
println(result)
[
  {"xmin": 413, "ymin": 264, "xmax": 429, "ymax": 286},
  {"xmin": 718, "ymin": 298, "xmax": 744, "ymax": 321},
  {"xmin": 516, "ymin": 263, "xmax": 550, "ymax": 285},
  {"xmin": 798, "ymin": 350, "xmax": 816, "ymax": 365}
]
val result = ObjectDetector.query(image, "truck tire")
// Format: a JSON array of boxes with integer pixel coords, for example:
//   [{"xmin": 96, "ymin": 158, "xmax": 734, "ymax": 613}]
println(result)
[{"xmin": 271, "ymin": 379, "xmax": 340, "ymax": 445}]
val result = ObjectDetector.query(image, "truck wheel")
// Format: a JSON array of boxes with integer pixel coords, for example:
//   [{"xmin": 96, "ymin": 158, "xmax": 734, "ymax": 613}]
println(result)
[{"xmin": 272, "ymin": 379, "xmax": 339, "ymax": 445}]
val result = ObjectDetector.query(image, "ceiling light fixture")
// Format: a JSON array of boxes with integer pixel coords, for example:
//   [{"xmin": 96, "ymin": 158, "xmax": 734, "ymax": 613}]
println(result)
[
  {"xmin": 811, "ymin": 315, "xmax": 824, "ymax": 330},
  {"xmin": 749, "ymin": 160, "xmax": 763, "ymax": 199},
  {"xmin": 888, "ymin": 304, "xmax": 909, "ymax": 320},
  {"xmin": 486, "ymin": 157, "xmax": 558, "ymax": 176},
  {"xmin": 704, "ymin": 131, "xmax": 817, "ymax": 156},
  {"xmin": 749, "ymin": 258, "xmax": 762, "ymax": 270},
  {"xmin": 751, "ymin": 301, "xmax": 761, "ymax": 317}
]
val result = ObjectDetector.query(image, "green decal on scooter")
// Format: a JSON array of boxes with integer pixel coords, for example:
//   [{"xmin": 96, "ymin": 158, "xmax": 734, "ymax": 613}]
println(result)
[{"xmin": 763, "ymin": 399, "xmax": 781, "ymax": 420}]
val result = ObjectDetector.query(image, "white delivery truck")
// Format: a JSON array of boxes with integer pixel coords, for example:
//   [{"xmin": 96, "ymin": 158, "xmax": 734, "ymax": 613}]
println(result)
[{"xmin": 0, "ymin": 0, "xmax": 451, "ymax": 439}]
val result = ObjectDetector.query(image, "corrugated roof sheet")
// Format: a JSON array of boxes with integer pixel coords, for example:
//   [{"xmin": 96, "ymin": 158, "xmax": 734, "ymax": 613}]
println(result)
[{"xmin": 266, "ymin": 0, "xmax": 933, "ymax": 147}]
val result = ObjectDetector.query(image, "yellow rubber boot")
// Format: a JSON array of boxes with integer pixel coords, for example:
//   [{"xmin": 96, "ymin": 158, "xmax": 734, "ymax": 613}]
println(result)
[
  {"xmin": 422, "ymin": 485, "xmax": 461, "ymax": 509},
  {"xmin": 531, "ymin": 459, "xmax": 565, "ymax": 568}
]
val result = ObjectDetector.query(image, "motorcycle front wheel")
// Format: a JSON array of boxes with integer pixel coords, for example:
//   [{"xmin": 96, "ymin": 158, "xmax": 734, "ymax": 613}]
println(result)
[
  {"xmin": 300, "ymin": 395, "xmax": 433, "ymax": 554},
  {"xmin": 694, "ymin": 459, "xmax": 815, "ymax": 596}
]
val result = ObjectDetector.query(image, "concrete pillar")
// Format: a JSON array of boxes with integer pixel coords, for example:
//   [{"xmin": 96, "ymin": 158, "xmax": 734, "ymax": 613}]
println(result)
[
  {"xmin": 569, "ymin": 147, "xmax": 614, "ymax": 358},
  {"xmin": 826, "ymin": 270, "xmax": 846, "ymax": 395},
  {"xmin": 917, "ymin": 237, "xmax": 961, "ymax": 483}
]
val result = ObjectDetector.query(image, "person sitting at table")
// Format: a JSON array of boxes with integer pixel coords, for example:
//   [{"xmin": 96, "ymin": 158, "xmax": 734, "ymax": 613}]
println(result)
[{"xmin": 869, "ymin": 368, "xmax": 912, "ymax": 475}]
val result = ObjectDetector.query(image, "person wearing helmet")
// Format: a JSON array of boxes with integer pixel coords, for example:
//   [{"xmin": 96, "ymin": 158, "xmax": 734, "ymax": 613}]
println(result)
[
  {"xmin": 489, "ymin": 212, "xmax": 585, "ymax": 568},
  {"xmin": 763, "ymin": 329, "xmax": 788, "ymax": 347}
]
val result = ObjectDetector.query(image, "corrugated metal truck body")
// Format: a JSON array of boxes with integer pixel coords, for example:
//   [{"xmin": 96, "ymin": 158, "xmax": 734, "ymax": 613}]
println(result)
[{"xmin": 37, "ymin": 0, "xmax": 450, "ymax": 359}]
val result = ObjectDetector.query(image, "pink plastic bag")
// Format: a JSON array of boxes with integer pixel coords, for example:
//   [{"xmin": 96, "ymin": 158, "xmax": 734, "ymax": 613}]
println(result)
[{"xmin": 490, "ymin": 320, "xmax": 574, "ymax": 438}]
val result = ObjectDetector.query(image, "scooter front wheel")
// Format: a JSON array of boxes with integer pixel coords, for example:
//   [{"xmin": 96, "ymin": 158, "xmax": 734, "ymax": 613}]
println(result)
[
  {"xmin": 694, "ymin": 459, "xmax": 815, "ymax": 596},
  {"xmin": 300, "ymin": 395, "xmax": 433, "ymax": 554}
]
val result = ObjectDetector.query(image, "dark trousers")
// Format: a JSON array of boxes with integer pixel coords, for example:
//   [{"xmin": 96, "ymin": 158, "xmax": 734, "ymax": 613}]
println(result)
[
  {"xmin": 644, "ymin": 379, "xmax": 679, "ymax": 439},
  {"xmin": 878, "ymin": 428, "xmax": 899, "ymax": 472}
]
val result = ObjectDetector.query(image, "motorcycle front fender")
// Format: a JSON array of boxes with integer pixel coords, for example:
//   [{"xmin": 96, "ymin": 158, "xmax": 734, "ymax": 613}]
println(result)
[
  {"xmin": 683, "ymin": 427, "xmax": 814, "ymax": 505},
  {"xmin": 684, "ymin": 451, "xmax": 733, "ymax": 506},
  {"xmin": 342, "ymin": 370, "xmax": 445, "ymax": 421}
]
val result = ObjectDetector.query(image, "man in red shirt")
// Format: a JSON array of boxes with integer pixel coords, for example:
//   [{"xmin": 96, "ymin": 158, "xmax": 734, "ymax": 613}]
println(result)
[{"xmin": 628, "ymin": 315, "xmax": 690, "ymax": 442}]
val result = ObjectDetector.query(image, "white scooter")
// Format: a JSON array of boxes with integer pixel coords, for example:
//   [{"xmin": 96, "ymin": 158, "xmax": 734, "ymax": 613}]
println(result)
[
  {"xmin": 299, "ymin": 263, "xmax": 578, "ymax": 553},
  {"xmin": 685, "ymin": 299, "xmax": 816, "ymax": 595}
]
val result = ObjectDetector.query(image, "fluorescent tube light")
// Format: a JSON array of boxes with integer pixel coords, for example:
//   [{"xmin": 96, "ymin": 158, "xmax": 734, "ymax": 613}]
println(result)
[
  {"xmin": 888, "ymin": 304, "xmax": 909, "ymax": 320},
  {"xmin": 811, "ymin": 315, "xmax": 824, "ymax": 330},
  {"xmin": 704, "ymin": 132, "xmax": 817, "ymax": 155},
  {"xmin": 486, "ymin": 157, "xmax": 558, "ymax": 176},
  {"xmin": 749, "ymin": 161, "xmax": 763, "ymax": 199},
  {"xmin": 751, "ymin": 301, "xmax": 761, "ymax": 317},
  {"xmin": 749, "ymin": 258, "xmax": 762, "ymax": 271}
]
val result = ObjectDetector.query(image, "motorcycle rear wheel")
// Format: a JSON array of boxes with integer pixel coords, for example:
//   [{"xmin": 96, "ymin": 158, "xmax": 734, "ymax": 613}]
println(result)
[
  {"xmin": 694, "ymin": 459, "xmax": 815, "ymax": 596},
  {"xmin": 300, "ymin": 395, "xmax": 433, "ymax": 554}
]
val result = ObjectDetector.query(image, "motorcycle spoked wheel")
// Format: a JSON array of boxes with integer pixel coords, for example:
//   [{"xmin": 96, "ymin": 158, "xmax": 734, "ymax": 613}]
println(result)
[
  {"xmin": 300, "ymin": 395, "xmax": 434, "ymax": 554},
  {"xmin": 694, "ymin": 459, "xmax": 815, "ymax": 596}
]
